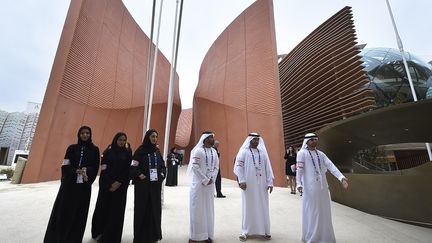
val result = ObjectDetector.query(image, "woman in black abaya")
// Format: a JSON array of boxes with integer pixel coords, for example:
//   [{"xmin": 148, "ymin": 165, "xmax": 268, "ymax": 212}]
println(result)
[
  {"xmin": 131, "ymin": 129, "xmax": 166, "ymax": 243},
  {"xmin": 165, "ymin": 147, "xmax": 179, "ymax": 186},
  {"xmin": 44, "ymin": 126, "xmax": 100, "ymax": 243},
  {"xmin": 91, "ymin": 132, "xmax": 132, "ymax": 243}
]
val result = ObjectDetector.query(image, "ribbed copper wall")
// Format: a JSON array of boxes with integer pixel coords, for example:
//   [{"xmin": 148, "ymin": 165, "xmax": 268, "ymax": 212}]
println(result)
[
  {"xmin": 279, "ymin": 6, "xmax": 374, "ymax": 148},
  {"xmin": 175, "ymin": 108, "xmax": 192, "ymax": 148},
  {"xmin": 191, "ymin": 0, "xmax": 286, "ymax": 186},
  {"xmin": 22, "ymin": 0, "xmax": 181, "ymax": 183}
]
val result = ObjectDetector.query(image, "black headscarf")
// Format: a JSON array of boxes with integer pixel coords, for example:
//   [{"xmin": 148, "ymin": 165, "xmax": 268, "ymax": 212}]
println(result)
[
  {"xmin": 110, "ymin": 132, "xmax": 128, "ymax": 150},
  {"xmin": 77, "ymin": 126, "xmax": 93, "ymax": 147},
  {"xmin": 141, "ymin": 129, "xmax": 159, "ymax": 153}
]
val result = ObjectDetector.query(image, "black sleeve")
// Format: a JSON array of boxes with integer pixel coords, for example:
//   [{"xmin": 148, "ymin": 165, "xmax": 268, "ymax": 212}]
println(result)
[
  {"xmin": 159, "ymin": 151, "xmax": 166, "ymax": 181},
  {"xmin": 85, "ymin": 146, "xmax": 100, "ymax": 185},
  {"xmin": 284, "ymin": 152, "xmax": 288, "ymax": 160},
  {"xmin": 101, "ymin": 147, "xmax": 109, "ymax": 165},
  {"xmin": 61, "ymin": 145, "xmax": 76, "ymax": 183},
  {"xmin": 113, "ymin": 149, "xmax": 132, "ymax": 185},
  {"xmin": 130, "ymin": 148, "xmax": 143, "ymax": 179}
]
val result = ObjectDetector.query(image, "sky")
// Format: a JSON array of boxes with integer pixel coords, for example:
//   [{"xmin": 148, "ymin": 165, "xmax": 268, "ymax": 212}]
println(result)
[{"xmin": 0, "ymin": 0, "xmax": 431, "ymax": 112}]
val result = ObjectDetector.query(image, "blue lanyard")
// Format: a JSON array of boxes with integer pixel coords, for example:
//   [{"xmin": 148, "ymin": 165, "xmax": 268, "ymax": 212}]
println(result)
[
  {"xmin": 204, "ymin": 147, "xmax": 214, "ymax": 173},
  {"xmin": 148, "ymin": 152, "xmax": 157, "ymax": 168},
  {"xmin": 78, "ymin": 147, "xmax": 84, "ymax": 168}
]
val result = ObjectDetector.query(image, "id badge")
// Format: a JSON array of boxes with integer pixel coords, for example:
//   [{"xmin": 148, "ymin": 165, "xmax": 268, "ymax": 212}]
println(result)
[
  {"xmin": 150, "ymin": 168, "xmax": 158, "ymax": 181},
  {"xmin": 76, "ymin": 174, "xmax": 84, "ymax": 184}
]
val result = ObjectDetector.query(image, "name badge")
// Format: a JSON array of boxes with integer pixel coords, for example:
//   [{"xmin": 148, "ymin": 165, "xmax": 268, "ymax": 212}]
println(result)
[
  {"xmin": 150, "ymin": 168, "xmax": 158, "ymax": 181},
  {"xmin": 76, "ymin": 174, "xmax": 84, "ymax": 184}
]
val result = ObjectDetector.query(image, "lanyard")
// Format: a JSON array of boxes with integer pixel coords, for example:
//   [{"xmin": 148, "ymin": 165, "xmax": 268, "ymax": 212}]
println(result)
[
  {"xmin": 204, "ymin": 147, "xmax": 215, "ymax": 174},
  {"xmin": 148, "ymin": 152, "xmax": 157, "ymax": 168},
  {"xmin": 78, "ymin": 147, "xmax": 84, "ymax": 168},
  {"xmin": 249, "ymin": 148, "xmax": 262, "ymax": 176},
  {"xmin": 307, "ymin": 149, "xmax": 322, "ymax": 181}
]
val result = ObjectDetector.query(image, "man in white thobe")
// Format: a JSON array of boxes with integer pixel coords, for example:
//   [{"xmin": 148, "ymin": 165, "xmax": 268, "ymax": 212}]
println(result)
[
  {"xmin": 188, "ymin": 132, "xmax": 219, "ymax": 243},
  {"xmin": 234, "ymin": 133, "xmax": 274, "ymax": 241},
  {"xmin": 296, "ymin": 133, "xmax": 349, "ymax": 243}
]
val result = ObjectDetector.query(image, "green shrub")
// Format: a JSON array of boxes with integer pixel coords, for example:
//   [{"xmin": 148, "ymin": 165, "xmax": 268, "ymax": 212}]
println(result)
[{"xmin": 0, "ymin": 168, "xmax": 14, "ymax": 179}]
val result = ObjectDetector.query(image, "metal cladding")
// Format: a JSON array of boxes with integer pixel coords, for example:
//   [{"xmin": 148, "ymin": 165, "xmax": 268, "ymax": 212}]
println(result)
[
  {"xmin": 279, "ymin": 6, "xmax": 374, "ymax": 148},
  {"xmin": 21, "ymin": 0, "xmax": 181, "ymax": 183},
  {"xmin": 191, "ymin": 0, "xmax": 285, "ymax": 186},
  {"xmin": 175, "ymin": 108, "xmax": 192, "ymax": 148}
]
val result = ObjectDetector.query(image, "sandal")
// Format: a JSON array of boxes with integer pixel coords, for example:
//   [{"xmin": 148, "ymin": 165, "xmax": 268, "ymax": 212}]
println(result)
[{"xmin": 239, "ymin": 234, "xmax": 247, "ymax": 241}]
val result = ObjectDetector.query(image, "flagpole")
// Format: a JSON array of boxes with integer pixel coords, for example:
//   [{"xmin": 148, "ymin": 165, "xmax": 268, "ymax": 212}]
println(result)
[
  {"xmin": 147, "ymin": 0, "xmax": 164, "ymax": 130},
  {"xmin": 163, "ymin": 0, "xmax": 183, "ymax": 161},
  {"xmin": 143, "ymin": 0, "xmax": 156, "ymax": 137},
  {"xmin": 385, "ymin": 0, "xmax": 432, "ymax": 161}
]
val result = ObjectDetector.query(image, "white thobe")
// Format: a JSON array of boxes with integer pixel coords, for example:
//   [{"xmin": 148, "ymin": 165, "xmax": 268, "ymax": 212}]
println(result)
[
  {"xmin": 296, "ymin": 148, "xmax": 345, "ymax": 243},
  {"xmin": 234, "ymin": 148, "xmax": 273, "ymax": 236},
  {"xmin": 189, "ymin": 147, "xmax": 219, "ymax": 241}
]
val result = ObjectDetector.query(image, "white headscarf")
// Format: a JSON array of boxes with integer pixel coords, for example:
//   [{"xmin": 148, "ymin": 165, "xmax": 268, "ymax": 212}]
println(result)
[
  {"xmin": 234, "ymin": 132, "xmax": 274, "ymax": 179},
  {"xmin": 301, "ymin": 133, "xmax": 318, "ymax": 150},
  {"xmin": 187, "ymin": 132, "xmax": 214, "ymax": 175}
]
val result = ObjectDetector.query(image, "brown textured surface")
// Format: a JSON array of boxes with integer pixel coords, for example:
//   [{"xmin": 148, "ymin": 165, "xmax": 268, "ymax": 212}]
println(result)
[
  {"xmin": 191, "ymin": 0, "xmax": 286, "ymax": 186},
  {"xmin": 175, "ymin": 108, "xmax": 192, "ymax": 148},
  {"xmin": 279, "ymin": 6, "xmax": 374, "ymax": 149},
  {"xmin": 22, "ymin": 0, "xmax": 181, "ymax": 183}
]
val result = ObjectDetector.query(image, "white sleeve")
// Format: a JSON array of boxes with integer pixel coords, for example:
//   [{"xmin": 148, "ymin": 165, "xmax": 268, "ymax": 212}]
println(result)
[
  {"xmin": 234, "ymin": 150, "xmax": 246, "ymax": 184},
  {"xmin": 191, "ymin": 150, "xmax": 210, "ymax": 185},
  {"xmin": 265, "ymin": 157, "xmax": 274, "ymax": 187},
  {"xmin": 296, "ymin": 150, "xmax": 305, "ymax": 188},
  {"xmin": 323, "ymin": 152, "xmax": 345, "ymax": 181},
  {"xmin": 212, "ymin": 149, "xmax": 220, "ymax": 180}
]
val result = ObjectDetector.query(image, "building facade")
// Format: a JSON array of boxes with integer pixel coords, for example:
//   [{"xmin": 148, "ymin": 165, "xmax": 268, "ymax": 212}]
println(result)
[
  {"xmin": 0, "ymin": 102, "xmax": 40, "ymax": 165},
  {"xmin": 21, "ymin": 0, "xmax": 181, "ymax": 183}
]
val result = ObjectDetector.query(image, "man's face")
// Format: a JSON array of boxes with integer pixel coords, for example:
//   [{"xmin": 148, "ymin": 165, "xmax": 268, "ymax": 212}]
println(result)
[
  {"xmin": 205, "ymin": 135, "xmax": 215, "ymax": 146},
  {"xmin": 307, "ymin": 138, "xmax": 317, "ymax": 148},
  {"xmin": 250, "ymin": 137, "xmax": 259, "ymax": 148}
]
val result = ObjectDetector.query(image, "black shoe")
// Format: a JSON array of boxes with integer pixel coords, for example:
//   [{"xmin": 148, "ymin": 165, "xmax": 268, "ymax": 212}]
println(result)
[
  {"xmin": 217, "ymin": 194, "xmax": 226, "ymax": 198},
  {"xmin": 206, "ymin": 238, "xmax": 213, "ymax": 243}
]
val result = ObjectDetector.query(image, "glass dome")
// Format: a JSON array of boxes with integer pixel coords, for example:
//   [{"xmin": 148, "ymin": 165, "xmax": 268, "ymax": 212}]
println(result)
[{"xmin": 360, "ymin": 48, "xmax": 432, "ymax": 108}]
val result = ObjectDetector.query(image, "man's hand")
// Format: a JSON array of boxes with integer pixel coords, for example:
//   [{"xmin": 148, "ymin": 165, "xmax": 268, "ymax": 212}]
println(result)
[
  {"xmin": 341, "ymin": 178, "xmax": 349, "ymax": 189},
  {"xmin": 297, "ymin": 186, "xmax": 303, "ymax": 194},
  {"xmin": 267, "ymin": 186, "xmax": 273, "ymax": 194},
  {"xmin": 239, "ymin": 183, "xmax": 247, "ymax": 190},
  {"xmin": 139, "ymin": 174, "xmax": 146, "ymax": 180},
  {"xmin": 207, "ymin": 179, "xmax": 213, "ymax": 185},
  {"xmin": 109, "ymin": 181, "xmax": 122, "ymax": 192}
]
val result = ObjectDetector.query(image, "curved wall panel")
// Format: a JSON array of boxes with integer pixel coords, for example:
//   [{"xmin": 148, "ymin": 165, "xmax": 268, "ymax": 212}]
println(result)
[
  {"xmin": 22, "ymin": 0, "xmax": 181, "ymax": 183},
  {"xmin": 191, "ymin": 0, "xmax": 286, "ymax": 186},
  {"xmin": 175, "ymin": 108, "xmax": 192, "ymax": 149},
  {"xmin": 279, "ymin": 6, "xmax": 374, "ymax": 148}
]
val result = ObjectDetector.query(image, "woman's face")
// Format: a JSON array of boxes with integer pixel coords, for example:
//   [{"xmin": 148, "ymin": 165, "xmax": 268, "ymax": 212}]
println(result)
[
  {"xmin": 116, "ymin": 135, "xmax": 127, "ymax": 147},
  {"xmin": 79, "ymin": 129, "xmax": 90, "ymax": 141},
  {"xmin": 149, "ymin": 132, "xmax": 158, "ymax": 145}
]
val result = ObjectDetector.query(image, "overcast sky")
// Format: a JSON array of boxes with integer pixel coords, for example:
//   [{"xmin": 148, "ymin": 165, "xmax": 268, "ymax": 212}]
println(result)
[{"xmin": 0, "ymin": 0, "xmax": 431, "ymax": 112}]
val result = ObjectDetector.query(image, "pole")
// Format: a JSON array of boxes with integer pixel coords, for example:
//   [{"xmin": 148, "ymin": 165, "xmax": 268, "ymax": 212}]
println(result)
[
  {"xmin": 147, "ymin": 0, "xmax": 164, "ymax": 130},
  {"xmin": 163, "ymin": 0, "xmax": 183, "ymax": 160},
  {"xmin": 386, "ymin": 0, "xmax": 432, "ymax": 161},
  {"xmin": 143, "ymin": 0, "xmax": 157, "ymax": 137}
]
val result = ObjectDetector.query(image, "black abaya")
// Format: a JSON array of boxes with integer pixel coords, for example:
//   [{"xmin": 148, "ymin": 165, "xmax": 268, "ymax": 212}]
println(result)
[
  {"xmin": 165, "ymin": 152, "xmax": 178, "ymax": 186},
  {"xmin": 131, "ymin": 145, "xmax": 166, "ymax": 243},
  {"xmin": 44, "ymin": 141, "xmax": 100, "ymax": 243},
  {"xmin": 91, "ymin": 139, "xmax": 132, "ymax": 243}
]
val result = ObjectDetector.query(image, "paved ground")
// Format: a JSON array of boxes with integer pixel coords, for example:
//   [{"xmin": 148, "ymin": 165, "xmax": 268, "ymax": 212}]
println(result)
[{"xmin": 1, "ymin": 166, "xmax": 431, "ymax": 243}]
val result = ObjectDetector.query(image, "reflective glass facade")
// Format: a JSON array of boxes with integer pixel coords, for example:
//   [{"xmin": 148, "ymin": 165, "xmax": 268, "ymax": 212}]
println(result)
[{"xmin": 361, "ymin": 48, "xmax": 432, "ymax": 108}]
